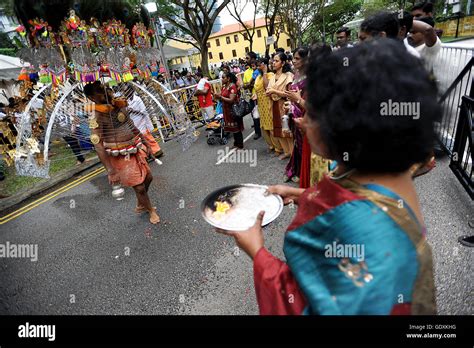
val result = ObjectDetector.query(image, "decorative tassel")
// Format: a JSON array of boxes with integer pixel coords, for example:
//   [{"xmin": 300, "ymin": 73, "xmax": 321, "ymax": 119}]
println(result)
[
  {"xmin": 29, "ymin": 72, "xmax": 39, "ymax": 81},
  {"xmin": 122, "ymin": 71, "xmax": 133, "ymax": 82},
  {"xmin": 39, "ymin": 69, "xmax": 52, "ymax": 83},
  {"xmin": 18, "ymin": 68, "xmax": 29, "ymax": 81}
]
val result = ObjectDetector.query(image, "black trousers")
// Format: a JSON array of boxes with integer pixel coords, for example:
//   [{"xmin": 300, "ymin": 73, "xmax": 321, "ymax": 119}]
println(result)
[
  {"xmin": 233, "ymin": 131, "xmax": 243, "ymax": 149},
  {"xmin": 249, "ymin": 99, "xmax": 261, "ymax": 136},
  {"xmin": 63, "ymin": 136, "xmax": 85, "ymax": 163}
]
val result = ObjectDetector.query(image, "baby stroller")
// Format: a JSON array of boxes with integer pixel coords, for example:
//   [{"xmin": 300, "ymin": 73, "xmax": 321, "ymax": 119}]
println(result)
[{"xmin": 206, "ymin": 114, "xmax": 230, "ymax": 145}]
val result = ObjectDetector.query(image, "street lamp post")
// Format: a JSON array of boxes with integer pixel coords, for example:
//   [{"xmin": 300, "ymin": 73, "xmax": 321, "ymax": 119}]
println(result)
[{"xmin": 144, "ymin": 2, "xmax": 171, "ymax": 81}]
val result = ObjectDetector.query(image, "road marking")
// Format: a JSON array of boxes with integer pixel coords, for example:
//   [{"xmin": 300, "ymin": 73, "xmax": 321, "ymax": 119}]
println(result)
[
  {"xmin": 0, "ymin": 167, "xmax": 106, "ymax": 225},
  {"xmin": 0, "ymin": 167, "xmax": 104, "ymax": 221},
  {"xmin": 215, "ymin": 131, "xmax": 255, "ymax": 165}
]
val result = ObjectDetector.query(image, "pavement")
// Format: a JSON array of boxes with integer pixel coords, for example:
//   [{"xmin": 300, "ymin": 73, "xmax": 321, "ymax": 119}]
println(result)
[
  {"xmin": 414, "ymin": 155, "xmax": 474, "ymax": 315},
  {"xmin": 0, "ymin": 116, "xmax": 472, "ymax": 315},
  {"xmin": 0, "ymin": 157, "xmax": 100, "ymax": 213}
]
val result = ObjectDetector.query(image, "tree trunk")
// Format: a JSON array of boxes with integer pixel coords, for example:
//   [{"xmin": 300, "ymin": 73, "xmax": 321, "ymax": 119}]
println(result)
[{"xmin": 200, "ymin": 44, "xmax": 210, "ymax": 77}]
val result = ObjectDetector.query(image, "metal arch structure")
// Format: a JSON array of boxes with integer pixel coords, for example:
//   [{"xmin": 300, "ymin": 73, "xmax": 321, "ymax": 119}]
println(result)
[
  {"xmin": 14, "ymin": 83, "xmax": 53, "ymax": 178},
  {"xmin": 150, "ymin": 79, "xmax": 179, "ymax": 103},
  {"xmin": 14, "ymin": 79, "xmax": 181, "ymax": 178},
  {"xmin": 147, "ymin": 78, "xmax": 199, "ymax": 147},
  {"xmin": 138, "ymin": 77, "xmax": 197, "ymax": 144},
  {"xmin": 44, "ymin": 82, "xmax": 81, "ymax": 161},
  {"xmin": 130, "ymin": 81, "xmax": 170, "ymax": 141}
]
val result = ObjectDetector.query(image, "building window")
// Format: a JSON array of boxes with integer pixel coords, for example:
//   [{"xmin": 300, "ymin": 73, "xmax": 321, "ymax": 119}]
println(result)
[
  {"xmin": 219, "ymin": 52, "xmax": 224, "ymax": 60},
  {"xmin": 243, "ymin": 32, "xmax": 248, "ymax": 40},
  {"xmin": 234, "ymin": 34, "xmax": 239, "ymax": 43},
  {"xmin": 257, "ymin": 29, "xmax": 262, "ymax": 38},
  {"xmin": 245, "ymin": 47, "xmax": 249, "ymax": 53},
  {"xmin": 180, "ymin": 57, "xmax": 183, "ymax": 64},
  {"xmin": 209, "ymin": 52, "xmax": 213, "ymax": 59},
  {"xmin": 226, "ymin": 36, "xmax": 231, "ymax": 44},
  {"xmin": 287, "ymin": 38, "xmax": 291, "ymax": 47},
  {"xmin": 216, "ymin": 38, "xmax": 220, "ymax": 47},
  {"xmin": 232, "ymin": 49, "xmax": 237, "ymax": 57},
  {"xmin": 207, "ymin": 42, "xmax": 211, "ymax": 48}
]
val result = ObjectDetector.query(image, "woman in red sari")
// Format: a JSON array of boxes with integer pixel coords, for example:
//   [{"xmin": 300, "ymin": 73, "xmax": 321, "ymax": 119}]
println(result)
[{"xmin": 215, "ymin": 72, "xmax": 244, "ymax": 149}]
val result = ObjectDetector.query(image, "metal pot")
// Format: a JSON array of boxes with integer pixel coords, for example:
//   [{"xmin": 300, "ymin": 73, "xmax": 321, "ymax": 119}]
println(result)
[{"xmin": 111, "ymin": 184, "xmax": 125, "ymax": 200}]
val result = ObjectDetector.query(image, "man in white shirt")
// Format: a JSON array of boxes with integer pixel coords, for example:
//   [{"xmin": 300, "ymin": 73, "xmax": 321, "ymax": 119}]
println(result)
[
  {"xmin": 359, "ymin": 12, "xmax": 420, "ymax": 58},
  {"xmin": 126, "ymin": 86, "xmax": 163, "ymax": 158},
  {"xmin": 395, "ymin": 11, "xmax": 421, "ymax": 59},
  {"xmin": 407, "ymin": 17, "xmax": 441, "ymax": 73}
]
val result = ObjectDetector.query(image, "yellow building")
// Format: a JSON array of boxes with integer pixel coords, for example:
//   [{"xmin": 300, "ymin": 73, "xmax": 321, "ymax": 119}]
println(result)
[
  {"xmin": 167, "ymin": 17, "xmax": 292, "ymax": 70},
  {"xmin": 436, "ymin": 16, "xmax": 474, "ymax": 37},
  {"xmin": 165, "ymin": 40, "xmax": 201, "ymax": 71},
  {"xmin": 207, "ymin": 17, "xmax": 291, "ymax": 63}
]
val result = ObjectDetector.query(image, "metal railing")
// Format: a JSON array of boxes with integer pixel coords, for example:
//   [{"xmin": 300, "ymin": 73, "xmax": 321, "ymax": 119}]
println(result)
[
  {"xmin": 450, "ymin": 96, "xmax": 474, "ymax": 199},
  {"xmin": 435, "ymin": 44, "xmax": 474, "ymax": 199},
  {"xmin": 434, "ymin": 46, "xmax": 473, "ymax": 95},
  {"xmin": 436, "ymin": 46, "xmax": 474, "ymax": 155},
  {"xmin": 162, "ymin": 73, "xmax": 246, "ymax": 127}
]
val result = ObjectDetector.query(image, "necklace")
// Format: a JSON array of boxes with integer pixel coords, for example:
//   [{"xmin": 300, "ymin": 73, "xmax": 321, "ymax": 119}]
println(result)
[{"xmin": 330, "ymin": 167, "xmax": 356, "ymax": 180}]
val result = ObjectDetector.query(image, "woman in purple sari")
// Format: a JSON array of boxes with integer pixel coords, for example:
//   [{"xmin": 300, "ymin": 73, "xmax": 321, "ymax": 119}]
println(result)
[{"xmin": 284, "ymin": 47, "xmax": 309, "ymax": 183}]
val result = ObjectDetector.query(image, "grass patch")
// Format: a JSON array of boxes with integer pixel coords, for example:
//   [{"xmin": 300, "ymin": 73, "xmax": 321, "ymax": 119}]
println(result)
[{"xmin": 0, "ymin": 140, "xmax": 96, "ymax": 197}]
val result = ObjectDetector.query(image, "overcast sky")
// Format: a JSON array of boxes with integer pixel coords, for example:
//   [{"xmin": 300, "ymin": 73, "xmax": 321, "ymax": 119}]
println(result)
[{"xmin": 219, "ymin": 3, "xmax": 259, "ymax": 27}]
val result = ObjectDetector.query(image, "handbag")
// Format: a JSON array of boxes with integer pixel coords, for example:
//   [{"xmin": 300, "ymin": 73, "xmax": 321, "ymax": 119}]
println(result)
[
  {"xmin": 231, "ymin": 98, "xmax": 251, "ymax": 120},
  {"xmin": 251, "ymin": 105, "xmax": 260, "ymax": 119}
]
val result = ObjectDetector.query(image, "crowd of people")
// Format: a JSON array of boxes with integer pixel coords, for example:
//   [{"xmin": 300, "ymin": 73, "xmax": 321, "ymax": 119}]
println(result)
[
  {"xmin": 160, "ymin": 6, "xmax": 441, "ymax": 191},
  {"xmin": 1, "ymin": 1, "xmax": 451, "ymax": 315},
  {"xmin": 168, "ymin": 4, "xmax": 443, "ymax": 188},
  {"xmin": 214, "ymin": 2, "xmax": 444, "ymax": 315}
]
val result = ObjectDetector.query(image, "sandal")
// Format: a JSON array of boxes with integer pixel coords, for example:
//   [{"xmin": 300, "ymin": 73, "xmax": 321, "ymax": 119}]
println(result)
[{"xmin": 458, "ymin": 235, "xmax": 474, "ymax": 247}]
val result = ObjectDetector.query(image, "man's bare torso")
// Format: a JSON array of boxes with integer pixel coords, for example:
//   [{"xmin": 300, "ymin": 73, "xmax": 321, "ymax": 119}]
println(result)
[{"xmin": 96, "ymin": 108, "xmax": 137, "ymax": 143}]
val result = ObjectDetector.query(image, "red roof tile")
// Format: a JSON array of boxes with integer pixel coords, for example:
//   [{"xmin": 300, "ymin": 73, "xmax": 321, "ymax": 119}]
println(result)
[{"xmin": 209, "ymin": 17, "xmax": 269, "ymax": 38}]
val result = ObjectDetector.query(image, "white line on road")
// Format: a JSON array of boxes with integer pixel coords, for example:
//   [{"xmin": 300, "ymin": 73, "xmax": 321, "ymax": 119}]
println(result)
[{"xmin": 215, "ymin": 131, "xmax": 255, "ymax": 165}]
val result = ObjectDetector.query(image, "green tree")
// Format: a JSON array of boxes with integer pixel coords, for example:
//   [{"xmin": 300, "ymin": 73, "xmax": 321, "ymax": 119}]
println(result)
[
  {"xmin": 259, "ymin": 0, "xmax": 283, "ymax": 56},
  {"xmin": 227, "ymin": 0, "xmax": 259, "ymax": 52},
  {"xmin": 0, "ymin": 32, "xmax": 15, "ymax": 49},
  {"xmin": 279, "ymin": 0, "xmax": 324, "ymax": 50},
  {"xmin": 154, "ymin": 0, "xmax": 230, "ymax": 76},
  {"xmin": 0, "ymin": 0, "xmax": 15, "ymax": 17},
  {"xmin": 303, "ymin": 0, "xmax": 362, "ymax": 45}
]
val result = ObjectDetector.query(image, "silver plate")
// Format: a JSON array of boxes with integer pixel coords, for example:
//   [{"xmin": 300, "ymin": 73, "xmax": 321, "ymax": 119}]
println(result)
[{"xmin": 201, "ymin": 184, "xmax": 284, "ymax": 232}]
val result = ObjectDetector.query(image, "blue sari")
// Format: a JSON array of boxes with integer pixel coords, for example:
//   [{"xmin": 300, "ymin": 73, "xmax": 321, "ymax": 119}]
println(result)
[{"xmin": 253, "ymin": 175, "xmax": 436, "ymax": 315}]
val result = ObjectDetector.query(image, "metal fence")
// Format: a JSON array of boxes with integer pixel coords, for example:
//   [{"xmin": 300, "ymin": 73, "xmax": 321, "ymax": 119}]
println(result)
[
  {"xmin": 161, "ymin": 73, "xmax": 247, "ymax": 128},
  {"xmin": 435, "ymin": 45, "xmax": 473, "ymax": 155},
  {"xmin": 434, "ymin": 46, "xmax": 473, "ymax": 95},
  {"xmin": 450, "ymin": 96, "xmax": 473, "ymax": 199},
  {"xmin": 435, "ymin": 44, "xmax": 474, "ymax": 199}
]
